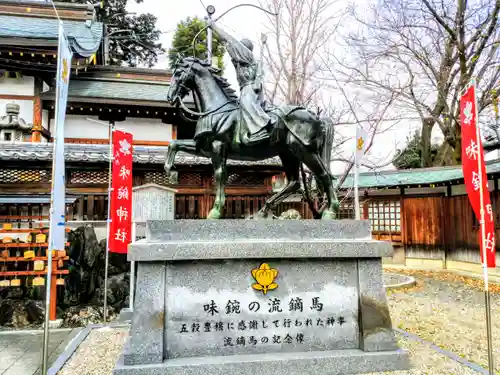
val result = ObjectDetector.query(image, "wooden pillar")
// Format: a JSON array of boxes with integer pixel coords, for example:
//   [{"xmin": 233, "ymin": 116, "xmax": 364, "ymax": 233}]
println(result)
[
  {"xmin": 31, "ymin": 97, "xmax": 42, "ymax": 142},
  {"xmin": 362, "ymin": 201, "xmax": 369, "ymax": 220},
  {"xmin": 31, "ymin": 77, "xmax": 43, "ymax": 142}
]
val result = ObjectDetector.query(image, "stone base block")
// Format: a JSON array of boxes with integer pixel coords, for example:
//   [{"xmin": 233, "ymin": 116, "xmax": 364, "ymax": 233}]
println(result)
[
  {"xmin": 114, "ymin": 346, "xmax": 410, "ymax": 375},
  {"xmin": 119, "ymin": 308, "xmax": 133, "ymax": 323}
]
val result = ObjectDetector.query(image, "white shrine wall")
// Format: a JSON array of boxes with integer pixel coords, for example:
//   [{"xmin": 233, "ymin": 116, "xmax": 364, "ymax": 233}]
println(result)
[
  {"xmin": 0, "ymin": 75, "xmax": 35, "ymax": 96},
  {"xmin": 50, "ymin": 114, "xmax": 173, "ymax": 143}
]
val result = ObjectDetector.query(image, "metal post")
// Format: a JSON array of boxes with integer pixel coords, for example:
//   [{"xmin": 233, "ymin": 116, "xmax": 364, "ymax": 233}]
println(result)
[
  {"xmin": 473, "ymin": 79, "xmax": 495, "ymax": 375},
  {"xmin": 205, "ymin": 5, "xmax": 215, "ymax": 65},
  {"xmin": 103, "ymin": 121, "xmax": 115, "ymax": 322},
  {"xmin": 129, "ymin": 222, "xmax": 136, "ymax": 311},
  {"xmin": 41, "ymin": 209, "xmax": 54, "ymax": 375},
  {"xmin": 206, "ymin": 17, "xmax": 212, "ymax": 64}
]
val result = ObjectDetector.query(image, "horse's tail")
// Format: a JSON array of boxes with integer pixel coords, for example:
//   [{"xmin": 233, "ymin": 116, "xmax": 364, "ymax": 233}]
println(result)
[{"xmin": 319, "ymin": 116, "xmax": 335, "ymax": 173}]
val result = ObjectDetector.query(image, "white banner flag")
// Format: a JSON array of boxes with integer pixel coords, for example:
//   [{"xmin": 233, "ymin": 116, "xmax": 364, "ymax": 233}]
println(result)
[
  {"xmin": 355, "ymin": 125, "xmax": 368, "ymax": 163},
  {"xmin": 49, "ymin": 22, "xmax": 72, "ymax": 251}
]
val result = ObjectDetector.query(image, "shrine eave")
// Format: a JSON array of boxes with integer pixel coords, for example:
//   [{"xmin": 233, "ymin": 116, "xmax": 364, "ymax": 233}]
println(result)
[
  {"xmin": 0, "ymin": 142, "xmax": 282, "ymax": 167},
  {"xmin": 0, "ymin": 15, "xmax": 103, "ymax": 57},
  {"xmin": 40, "ymin": 78, "xmax": 195, "ymax": 106}
]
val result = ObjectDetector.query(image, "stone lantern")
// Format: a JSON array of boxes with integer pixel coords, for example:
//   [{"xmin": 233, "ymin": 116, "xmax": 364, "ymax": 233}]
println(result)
[{"xmin": 0, "ymin": 103, "xmax": 33, "ymax": 142}]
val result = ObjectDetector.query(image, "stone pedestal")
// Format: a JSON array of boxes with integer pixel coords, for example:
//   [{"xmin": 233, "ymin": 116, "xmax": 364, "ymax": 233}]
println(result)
[{"xmin": 113, "ymin": 220, "xmax": 410, "ymax": 375}]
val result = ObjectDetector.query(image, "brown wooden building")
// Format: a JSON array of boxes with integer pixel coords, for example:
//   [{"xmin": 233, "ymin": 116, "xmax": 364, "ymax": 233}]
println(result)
[{"xmin": 346, "ymin": 161, "xmax": 500, "ymax": 275}]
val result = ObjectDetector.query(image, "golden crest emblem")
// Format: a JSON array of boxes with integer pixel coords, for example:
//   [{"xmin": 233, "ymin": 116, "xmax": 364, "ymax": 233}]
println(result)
[
  {"xmin": 251, "ymin": 263, "xmax": 278, "ymax": 295},
  {"xmin": 61, "ymin": 58, "xmax": 69, "ymax": 84},
  {"xmin": 357, "ymin": 136, "xmax": 365, "ymax": 151}
]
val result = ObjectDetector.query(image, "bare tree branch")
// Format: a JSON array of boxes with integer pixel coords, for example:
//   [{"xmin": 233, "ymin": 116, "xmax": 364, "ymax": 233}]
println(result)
[{"xmin": 336, "ymin": 0, "xmax": 500, "ymax": 167}]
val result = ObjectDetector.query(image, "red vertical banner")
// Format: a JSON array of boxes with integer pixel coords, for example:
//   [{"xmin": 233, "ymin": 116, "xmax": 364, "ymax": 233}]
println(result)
[
  {"xmin": 460, "ymin": 82, "xmax": 496, "ymax": 267},
  {"xmin": 109, "ymin": 130, "xmax": 133, "ymax": 254}
]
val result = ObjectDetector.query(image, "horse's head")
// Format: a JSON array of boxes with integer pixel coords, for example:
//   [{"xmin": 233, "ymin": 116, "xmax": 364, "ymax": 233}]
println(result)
[{"xmin": 167, "ymin": 56, "xmax": 207, "ymax": 104}]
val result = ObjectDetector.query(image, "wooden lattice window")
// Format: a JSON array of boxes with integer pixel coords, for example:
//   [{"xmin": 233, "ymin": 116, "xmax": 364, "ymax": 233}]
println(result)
[
  {"xmin": 366, "ymin": 199, "xmax": 401, "ymax": 233},
  {"xmin": 179, "ymin": 172, "xmax": 202, "ymax": 186},
  {"xmin": 70, "ymin": 170, "xmax": 109, "ymax": 184},
  {"xmin": 144, "ymin": 171, "xmax": 173, "ymax": 186},
  {"xmin": 0, "ymin": 168, "xmax": 51, "ymax": 184},
  {"xmin": 226, "ymin": 173, "xmax": 264, "ymax": 186},
  {"xmin": 338, "ymin": 200, "xmax": 356, "ymax": 220}
]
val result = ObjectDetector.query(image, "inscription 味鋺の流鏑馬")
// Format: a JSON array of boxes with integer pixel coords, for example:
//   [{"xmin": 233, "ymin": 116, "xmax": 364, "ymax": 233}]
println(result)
[{"xmin": 203, "ymin": 296, "xmax": 325, "ymax": 316}]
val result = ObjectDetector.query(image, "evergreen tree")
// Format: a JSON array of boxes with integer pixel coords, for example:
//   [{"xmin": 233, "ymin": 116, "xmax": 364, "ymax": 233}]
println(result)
[
  {"xmin": 59, "ymin": 0, "xmax": 164, "ymax": 67},
  {"xmin": 393, "ymin": 130, "xmax": 440, "ymax": 169},
  {"xmin": 168, "ymin": 17, "xmax": 225, "ymax": 72}
]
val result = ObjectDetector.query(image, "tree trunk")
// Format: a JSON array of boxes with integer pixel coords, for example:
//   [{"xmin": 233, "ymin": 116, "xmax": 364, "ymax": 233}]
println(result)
[
  {"xmin": 420, "ymin": 118, "xmax": 434, "ymax": 167},
  {"xmin": 452, "ymin": 129, "xmax": 461, "ymax": 165}
]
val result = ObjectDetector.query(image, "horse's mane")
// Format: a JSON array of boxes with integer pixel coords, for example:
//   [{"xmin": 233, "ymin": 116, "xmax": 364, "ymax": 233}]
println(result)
[{"xmin": 177, "ymin": 57, "xmax": 239, "ymax": 101}]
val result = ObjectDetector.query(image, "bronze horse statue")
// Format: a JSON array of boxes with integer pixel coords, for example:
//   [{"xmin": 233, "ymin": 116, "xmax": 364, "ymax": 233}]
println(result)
[{"xmin": 164, "ymin": 57, "xmax": 339, "ymax": 219}]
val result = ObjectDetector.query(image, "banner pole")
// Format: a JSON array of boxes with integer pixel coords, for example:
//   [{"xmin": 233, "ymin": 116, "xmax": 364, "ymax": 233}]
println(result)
[
  {"xmin": 103, "ymin": 121, "xmax": 115, "ymax": 322},
  {"xmin": 473, "ymin": 79, "xmax": 495, "ymax": 375},
  {"xmin": 41, "ymin": 140, "xmax": 57, "ymax": 375}
]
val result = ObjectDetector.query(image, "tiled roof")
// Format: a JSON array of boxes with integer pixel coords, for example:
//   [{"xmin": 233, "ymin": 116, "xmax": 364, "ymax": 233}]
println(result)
[
  {"xmin": 0, "ymin": 15, "xmax": 103, "ymax": 57},
  {"xmin": 0, "ymin": 142, "xmax": 282, "ymax": 166},
  {"xmin": 340, "ymin": 160, "xmax": 500, "ymax": 188},
  {"xmin": 3, "ymin": 143, "xmax": 499, "ymax": 186},
  {"xmin": 41, "ymin": 78, "xmax": 195, "ymax": 104}
]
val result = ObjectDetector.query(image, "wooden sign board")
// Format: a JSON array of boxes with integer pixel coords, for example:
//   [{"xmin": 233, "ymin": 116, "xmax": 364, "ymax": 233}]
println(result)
[{"xmin": 133, "ymin": 184, "xmax": 177, "ymax": 222}]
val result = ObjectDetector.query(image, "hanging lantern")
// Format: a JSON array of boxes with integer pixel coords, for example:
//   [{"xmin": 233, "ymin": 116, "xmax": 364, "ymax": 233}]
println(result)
[{"xmin": 10, "ymin": 277, "xmax": 20, "ymax": 287}]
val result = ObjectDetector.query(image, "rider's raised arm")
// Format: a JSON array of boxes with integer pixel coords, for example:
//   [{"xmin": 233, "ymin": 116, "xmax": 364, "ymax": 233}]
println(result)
[{"xmin": 209, "ymin": 22, "xmax": 254, "ymax": 64}]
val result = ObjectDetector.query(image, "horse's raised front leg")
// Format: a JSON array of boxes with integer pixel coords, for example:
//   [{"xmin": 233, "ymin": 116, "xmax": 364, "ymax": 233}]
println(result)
[
  {"xmin": 164, "ymin": 140, "xmax": 199, "ymax": 176},
  {"xmin": 207, "ymin": 140, "xmax": 228, "ymax": 219}
]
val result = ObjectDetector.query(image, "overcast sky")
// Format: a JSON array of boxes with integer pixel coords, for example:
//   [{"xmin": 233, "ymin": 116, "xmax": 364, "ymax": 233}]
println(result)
[{"xmin": 126, "ymin": 0, "xmax": 453, "ymax": 176}]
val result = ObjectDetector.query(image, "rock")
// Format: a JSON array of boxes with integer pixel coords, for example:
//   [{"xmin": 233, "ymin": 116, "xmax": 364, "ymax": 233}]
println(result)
[
  {"xmin": 0, "ymin": 299, "xmax": 44, "ymax": 327},
  {"xmin": 62, "ymin": 305, "xmax": 116, "ymax": 328},
  {"xmin": 279, "ymin": 208, "xmax": 302, "ymax": 220},
  {"xmin": 93, "ymin": 273, "xmax": 130, "ymax": 309},
  {"xmin": 24, "ymin": 300, "xmax": 44, "ymax": 324}
]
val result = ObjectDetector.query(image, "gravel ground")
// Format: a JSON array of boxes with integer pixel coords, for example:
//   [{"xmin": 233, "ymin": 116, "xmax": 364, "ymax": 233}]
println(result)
[
  {"xmin": 57, "ymin": 327, "xmax": 129, "ymax": 375},
  {"xmin": 57, "ymin": 270, "xmax": 500, "ymax": 375}
]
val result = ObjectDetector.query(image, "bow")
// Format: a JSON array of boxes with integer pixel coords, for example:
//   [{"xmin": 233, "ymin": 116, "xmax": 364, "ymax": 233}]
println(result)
[{"xmin": 190, "ymin": 4, "xmax": 278, "ymax": 58}]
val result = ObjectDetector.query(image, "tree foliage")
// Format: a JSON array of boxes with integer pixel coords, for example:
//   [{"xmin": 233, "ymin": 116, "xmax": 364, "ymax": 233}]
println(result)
[
  {"xmin": 59, "ymin": 0, "xmax": 164, "ymax": 67},
  {"xmin": 392, "ymin": 131, "xmax": 440, "ymax": 169},
  {"xmin": 168, "ymin": 17, "xmax": 226, "ymax": 71}
]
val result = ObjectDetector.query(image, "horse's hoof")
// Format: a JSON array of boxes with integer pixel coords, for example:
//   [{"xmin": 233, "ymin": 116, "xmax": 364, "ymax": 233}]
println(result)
[
  {"xmin": 254, "ymin": 210, "xmax": 268, "ymax": 220},
  {"xmin": 207, "ymin": 208, "xmax": 222, "ymax": 220},
  {"xmin": 321, "ymin": 209, "xmax": 336, "ymax": 220}
]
